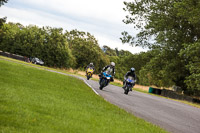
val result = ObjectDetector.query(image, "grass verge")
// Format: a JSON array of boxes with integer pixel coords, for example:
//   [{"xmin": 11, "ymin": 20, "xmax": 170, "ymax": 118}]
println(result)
[{"xmin": 0, "ymin": 59, "xmax": 167, "ymax": 133}]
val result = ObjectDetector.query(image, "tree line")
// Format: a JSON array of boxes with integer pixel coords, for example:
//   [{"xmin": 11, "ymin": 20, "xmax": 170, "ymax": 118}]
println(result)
[{"xmin": 0, "ymin": 22, "xmax": 110, "ymax": 72}]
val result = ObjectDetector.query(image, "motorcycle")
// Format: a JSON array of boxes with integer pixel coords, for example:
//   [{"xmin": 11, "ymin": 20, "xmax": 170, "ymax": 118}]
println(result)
[
  {"xmin": 99, "ymin": 72, "xmax": 112, "ymax": 90},
  {"xmin": 124, "ymin": 76, "xmax": 135, "ymax": 95},
  {"xmin": 86, "ymin": 67, "xmax": 94, "ymax": 80}
]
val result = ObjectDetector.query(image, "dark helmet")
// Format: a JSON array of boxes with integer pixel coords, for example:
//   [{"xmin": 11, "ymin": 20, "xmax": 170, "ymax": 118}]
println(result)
[{"xmin": 130, "ymin": 67, "xmax": 135, "ymax": 72}]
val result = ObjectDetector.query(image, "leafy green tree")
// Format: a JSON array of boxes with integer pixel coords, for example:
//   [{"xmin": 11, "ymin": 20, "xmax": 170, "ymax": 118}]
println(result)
[
  {"xmin": 65, "ymin": 29, "xmax": 109, "ymax": 72},
  {"xmin": 122, "ymin": 0, "xmax": 200, "ymax": 47},
  {"xmin": 103, "ymin": 45, "xmax": 117, "ymax": 56},
  {"xmin": 118, "ymin": 50, "xmax": 132, "ymax": 57},
  {"xmin": 0, "ymin": 23, "xmax": 75, "ymax": 68},
  {"xmin": 0, "ymin": 22, "xmax": 20, "ymax": 52},
  {"xmin": 180, "ymin": 42, "xmax": 200, "ymax": 96},
  {"xmin": 122, "ymin": 0, "xmax": 200, "ymax": 95},
  {"xmin": 139, "ymin": 51, "xmax": 174, "ymax": 87},
  {"xmin": 0, "ymin": 17, "xmax": 6, "ymax": 28},
  {"xmin": 0, "ymin": 0, "xmax": 8, "ymax": 7},
  {"xmin": 0, "ymin": 0, "xmax": 8, "ymax": 27}
]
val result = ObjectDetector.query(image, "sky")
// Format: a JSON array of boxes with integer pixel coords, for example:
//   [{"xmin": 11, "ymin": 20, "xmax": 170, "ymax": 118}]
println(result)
[{"xmin": 0, "ymin": 0, "xmax": 148, "ymax": 54}]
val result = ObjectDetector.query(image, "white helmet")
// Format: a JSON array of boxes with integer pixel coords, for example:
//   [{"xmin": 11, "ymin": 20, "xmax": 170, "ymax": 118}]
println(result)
[
  {"xmin": 90, "ymin": 62, "xmax": 93, "ymax": 66},
  {"xmin": 130, "ymin": 67, "xmax": 135, "ymax": 72},
  {"xmin": 111, "ymin": 62, "xmax": 115, "ymax": 67}
]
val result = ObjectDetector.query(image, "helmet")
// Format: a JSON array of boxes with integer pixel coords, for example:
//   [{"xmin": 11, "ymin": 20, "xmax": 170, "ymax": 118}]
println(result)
[
  {"xmin": 110, "ymin": 62, "xmax": 115, "ymax": 67},
  {"xmin": 130, "ymin": 67, "xmax": 135, "ymax": 72},
  {"xmin": 90, "ymin": 63, "xmax": 93, "ymax": 65}
]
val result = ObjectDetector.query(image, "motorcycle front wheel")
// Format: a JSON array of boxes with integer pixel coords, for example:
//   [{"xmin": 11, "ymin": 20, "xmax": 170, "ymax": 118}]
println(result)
[
  {"xmin": 124, "ymin": 87, "xmax": 129, "ymax": 95},
  {"xmin": 87, "ymin": 75, "xmax": 90, "ymax": 80},
  {"xmin": 99, "ymin": 79, "xmax": 106, "ymax": 90}
]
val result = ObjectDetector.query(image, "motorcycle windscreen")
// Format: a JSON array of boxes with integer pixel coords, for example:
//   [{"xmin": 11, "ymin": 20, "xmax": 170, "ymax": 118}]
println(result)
[
  {"xmin": 103, "ymin": 72, "xmax": 112, "ymax": 77},
  {"xmin": 127, "ymin": 76, "xmax": 134, "ymax": 83}
]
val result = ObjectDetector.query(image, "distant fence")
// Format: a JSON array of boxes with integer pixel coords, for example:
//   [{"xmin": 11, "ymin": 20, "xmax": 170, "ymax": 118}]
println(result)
[
  {"xmin": 161, "ymin": 89, "xmax": 193, "ymax": 102},
  {"xmin": 149, "ymin": 87, "xmax": 200, "ymax": 104},
  {"xmin": 0, "ymin": 51, "xmax": 29, "ymax": 62}
]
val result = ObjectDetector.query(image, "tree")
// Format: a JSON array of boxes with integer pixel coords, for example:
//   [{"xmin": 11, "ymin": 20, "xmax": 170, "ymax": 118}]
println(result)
[
  {"xmin": 0, "ymin": 0, "xmax": 8, "ymax": 7},
  {"xmin": 65, "ymin": 29, "xmax": 109, "ymax": 72},
  {"xmin": 0, "ymin": 0, "xmax": 8, "ymax": 31},
  {"xmin": 122, "ymin": 0, "xmax": 200, "ymax": 94},
  {"xmin": 0, "ymin": 17, "xmax": 6, "ymax": 28},
  {"xmin": 102, "ymin": 45, "xmax": 117, "ymax": 56},
  {"xmin": 0, "ymin": 23, "xmax": 75, "ymax": 68},
  {"xmin": 122, "ymin": 0, "xmax": 200, "ymax": 47},
  {"xmin": 180, "ymin": 42, "xmax": 200, "ymax": 96}
]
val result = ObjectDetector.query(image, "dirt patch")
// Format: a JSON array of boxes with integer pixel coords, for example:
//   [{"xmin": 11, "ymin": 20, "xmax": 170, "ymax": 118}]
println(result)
[{"xmin": 134, "ymin": 84, "xmax": 149, "ymax": 91}]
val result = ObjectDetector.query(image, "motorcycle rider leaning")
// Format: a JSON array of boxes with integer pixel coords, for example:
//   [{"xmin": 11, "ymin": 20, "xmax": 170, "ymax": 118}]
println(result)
[
  {"xmin": 122, "ymin": 67, "xmax": 137, "ymax": 91},
  {"xmin": 86, "ymin": 63, "xmax": 95, "ymax": 75},
  {"xmin": 99, "ymin": 62, "xmax": 115, "ymax": 83}
]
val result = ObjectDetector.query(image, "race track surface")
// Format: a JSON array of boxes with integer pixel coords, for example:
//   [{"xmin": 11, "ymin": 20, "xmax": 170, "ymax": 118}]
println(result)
[{"xmin": 85, "ymin": 79, "xmax": 200, "ymax": 133}]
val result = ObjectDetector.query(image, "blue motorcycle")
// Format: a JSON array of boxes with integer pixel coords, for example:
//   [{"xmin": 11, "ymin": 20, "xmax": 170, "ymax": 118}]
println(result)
[
  {"xmin": 124, "ymin": 76, "xmax": 135, "ymax": 95},
  {"xmin": 99, "ymin": 72, "xmax": 112, "ymax": 90}
]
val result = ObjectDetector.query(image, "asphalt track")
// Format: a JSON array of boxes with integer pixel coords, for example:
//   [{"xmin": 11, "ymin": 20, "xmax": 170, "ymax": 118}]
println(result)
[
  {"xmin": 84, "ymin": 79, "xmax": 200, "ymax": 133},
  {"xmin": 1, "ymin": 58, "xmax": 200, "ymax": 133}
]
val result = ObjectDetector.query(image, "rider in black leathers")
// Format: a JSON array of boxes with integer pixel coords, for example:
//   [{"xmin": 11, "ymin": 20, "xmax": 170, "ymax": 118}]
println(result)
[{"xmin": 122, "ymin": 67, "xmax": 137, "ymax": 91}]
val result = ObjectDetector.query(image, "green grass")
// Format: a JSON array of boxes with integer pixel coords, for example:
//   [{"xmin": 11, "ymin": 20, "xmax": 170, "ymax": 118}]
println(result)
[{"xmin": 0, "ymin": 59, "xmax": 167, "ymax": 133}]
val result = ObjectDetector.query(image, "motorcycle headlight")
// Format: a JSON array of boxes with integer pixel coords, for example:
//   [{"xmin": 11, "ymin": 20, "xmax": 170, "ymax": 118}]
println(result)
[{"xmin": 107, "ymin": 77, "xmax": 110, "ymax": 79}]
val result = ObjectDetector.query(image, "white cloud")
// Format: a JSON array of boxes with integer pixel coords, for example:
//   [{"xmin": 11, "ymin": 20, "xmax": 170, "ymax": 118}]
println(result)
[
  {"xmin": 16, "ymin": 0, "xmax": 127, "ymax": 24},
  {"xmin": 0, "ymin": 0, "xmax": 147, "ymax": 54},
  {"xmin": 0, "ymin": 6, "xmax": 73, "ymax": 28},
  {"xmin": 96, "ymin": 35, "xmax": 147, "ymax": 54}
]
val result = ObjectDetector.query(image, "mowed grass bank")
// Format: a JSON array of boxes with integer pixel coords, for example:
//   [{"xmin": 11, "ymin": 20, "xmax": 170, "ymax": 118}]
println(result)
[{"xmin": 0, "ymin": 59, "xmax": 167, "ymax": 133}]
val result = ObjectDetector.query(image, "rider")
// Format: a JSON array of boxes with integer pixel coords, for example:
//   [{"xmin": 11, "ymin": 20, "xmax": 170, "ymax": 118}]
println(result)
[
  {"xmin": 122, "ymin": 67, "xmax": 137, "ymax": 91},
  {"xmin": 86, "ymin": 62, "xmax": 95, "ymax": 75},
  {"xmin": 99, "ymin": 62, "xmax": 115, "ymax": 83}
]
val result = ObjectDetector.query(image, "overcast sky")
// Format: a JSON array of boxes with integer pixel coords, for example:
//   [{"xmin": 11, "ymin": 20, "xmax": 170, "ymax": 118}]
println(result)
[{"xmin": 0, "ymin": 0, "xmax": 148, "ymax": 54}]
